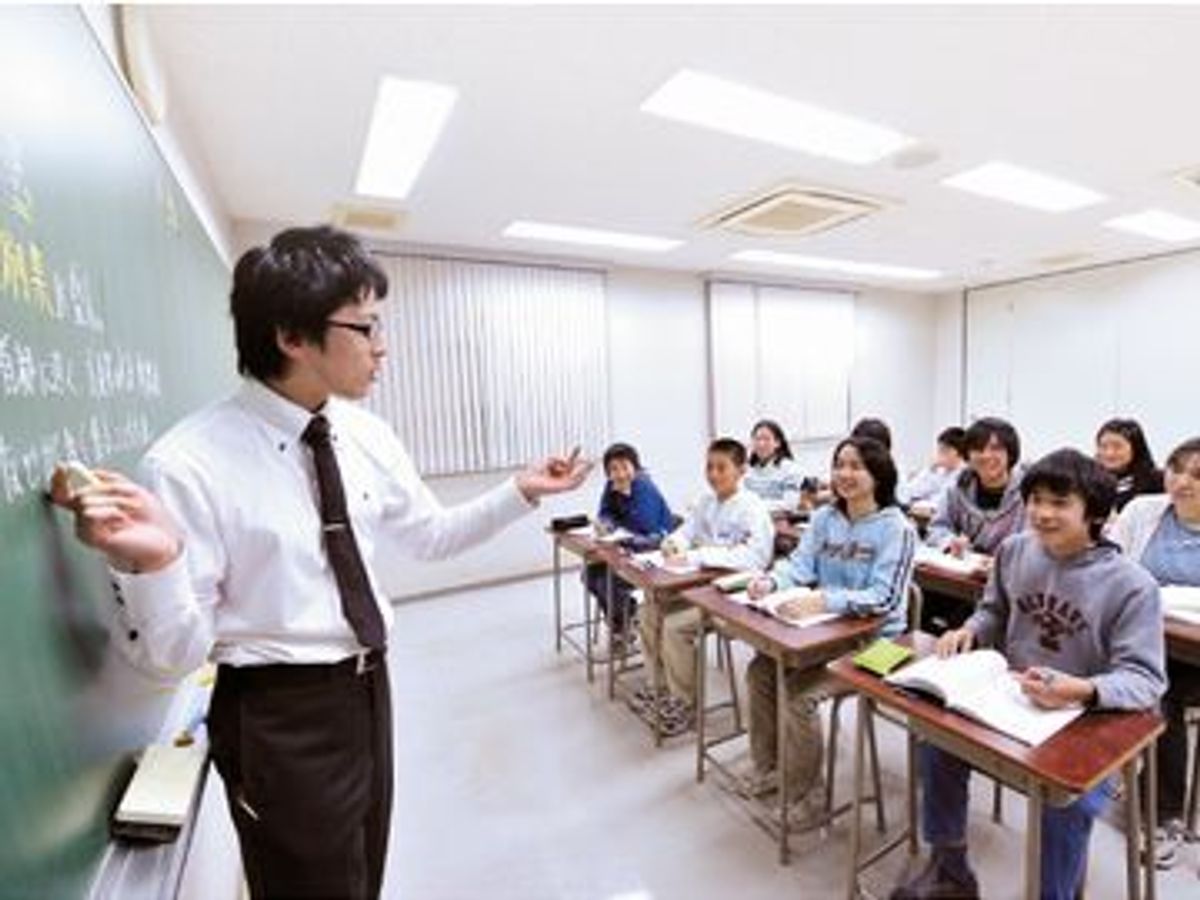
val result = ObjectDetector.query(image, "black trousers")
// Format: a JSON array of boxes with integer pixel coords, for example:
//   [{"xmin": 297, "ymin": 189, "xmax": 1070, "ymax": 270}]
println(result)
[
  {"xmin": 208, "ymin": 651, "xmax": 393, "ymax": 899},
  {"xmin": 582, "ymin": 562, "xmax": 636, "ymax": 631}
]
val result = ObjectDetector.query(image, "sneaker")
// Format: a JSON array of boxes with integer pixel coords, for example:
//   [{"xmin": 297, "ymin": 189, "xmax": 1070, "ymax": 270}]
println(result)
[
  {"xmin": 626, "ymin": 680, "xmax": 658, "ymax": 714},
  {"xmin": 655, "ymin": 694, "xmax": 694, "ymax": 737},
  {"xmin": 783, "ymin": 790, "xmax": 829, "ymax": 830},
  {"xmin": 734, "ymin": 767, "xmax": 780, "ymax": 800},
  {"xmin": 1155, "ymin": 818, "xmax": 1187, "ymax": 870},
  {"xmin": 889, "ymin": 850, "xmax": 979, "ymax": 900}
]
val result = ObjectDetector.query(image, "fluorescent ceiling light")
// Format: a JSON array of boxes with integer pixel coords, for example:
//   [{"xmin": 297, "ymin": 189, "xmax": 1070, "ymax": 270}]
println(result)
[
  {"xmin": 732, "ymin": 249, "xmax": 941, "ymax": 281},
  {"xmin": 503, "ymin": 221, "xmax": 682, "ymax": 252},
  {"xmin": 640, "ymin": 69, "xmax": 913, "ymax": 165},
  {"xmin": 941, "ymin": 161, "xmax": 1105, "ymax": 212},
  {"xmin": 354, "ymin": 77, "xmax": 457, "ymax": 200},
  {"xmin": 1104, "ymin": 209, "xmax": 1200, "ymax": 243}
]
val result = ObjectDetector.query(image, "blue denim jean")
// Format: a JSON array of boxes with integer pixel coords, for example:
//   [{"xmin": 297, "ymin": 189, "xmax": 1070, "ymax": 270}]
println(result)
[{"xmin": 920, "ymin": 743, "xmax": 1110, "ymax": 900}]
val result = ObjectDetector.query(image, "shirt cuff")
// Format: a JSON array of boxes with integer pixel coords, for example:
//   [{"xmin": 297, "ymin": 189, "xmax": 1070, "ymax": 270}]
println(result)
[
  {"xmin": 109, "ymin": 551, "xmax": 194, "ymax": 627},
  {"xmin": 507, "ymin": 476, "xmax": 540, "ymax": 511},
  {"xmin": 823, "ymin": 590, "xmax": 850, "ymax": 615}
]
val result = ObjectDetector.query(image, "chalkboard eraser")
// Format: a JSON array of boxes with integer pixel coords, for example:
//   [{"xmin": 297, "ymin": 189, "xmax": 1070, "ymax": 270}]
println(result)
[{"xmin": 110, "ymin": 743, "xmax": 206, "ymax": 843}]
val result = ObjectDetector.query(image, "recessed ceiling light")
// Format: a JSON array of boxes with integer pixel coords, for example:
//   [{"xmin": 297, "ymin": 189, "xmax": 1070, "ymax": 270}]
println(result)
[
  {"xmin": 941, "ymin": 161, "xmax": 1106, "ymax": 212},
  {"xmin": 354, "ymin": 77, "xmax": 457, "ymax": 200},
  {"xmin": 1104, "ymin": 209, "xmax": 1200, "ymax": 243},
  {"xmin": 732, "ymin": 249, "xmax": 941, "ymax": 281},
  {"xmin": 503, "ymin": 221, "xmax": 682, "ymax": 252},
  {"xmin": 640, "ymin": 69, "xmax": 914, "ymax": 165}
]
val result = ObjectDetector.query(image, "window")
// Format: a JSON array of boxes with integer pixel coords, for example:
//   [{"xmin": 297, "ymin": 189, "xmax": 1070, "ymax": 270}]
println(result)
[
  {"xmin": 367, "ymin": 254, "xmax": 608, "ymax": 476},
  {"xmin": 708, "ymin": 280, "xmax": 854, "ymax": 441}
]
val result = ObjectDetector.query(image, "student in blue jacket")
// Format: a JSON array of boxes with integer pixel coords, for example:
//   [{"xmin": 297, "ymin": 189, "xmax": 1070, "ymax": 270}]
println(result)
[
  {"xmin": 583, "ymin": 443, "xmax": 674, "ymax": 639},
  {"xmin": 743, "ymin": 435, "xmax": 917, "ymax": 808}
]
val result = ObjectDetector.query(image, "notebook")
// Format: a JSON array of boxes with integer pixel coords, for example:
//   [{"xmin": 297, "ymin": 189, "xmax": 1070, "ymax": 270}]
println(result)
[
  {"xmin": 726, "ymin": 587, "xmax": 841, "ymax": 629},
  {"xmin": 884, "ymin": 649, "xmax": 1083, "ymax": 746}
]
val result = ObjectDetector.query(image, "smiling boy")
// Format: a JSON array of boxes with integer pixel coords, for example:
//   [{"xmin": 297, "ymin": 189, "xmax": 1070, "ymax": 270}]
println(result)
[{"xmin": 893, "ymin": 448, "xmax": 1166, "ymax": 900}]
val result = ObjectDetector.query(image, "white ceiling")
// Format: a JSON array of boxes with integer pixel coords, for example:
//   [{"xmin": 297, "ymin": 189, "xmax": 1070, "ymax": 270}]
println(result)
[{"xmin": 146, "ymin": 4, "xmax": 1200, "ymax": 289}]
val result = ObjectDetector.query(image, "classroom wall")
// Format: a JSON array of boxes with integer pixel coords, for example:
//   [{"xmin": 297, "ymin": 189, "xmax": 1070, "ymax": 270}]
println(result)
[
  {"xmin": 341, "ymin": 266, "xmax": 942, "ymax": 600},
  {"xmin": 233, "ymin": 224, "xmax": 947, "ymax": 596},
  {"xmin": 962, "ymin": 250, "xmax": 1200, "ymax": 462},
  {"xmin": 79, "ymin": 5, "xmax": 235, "ymax": 263},
  {"xmin": 932, "ymin": 291, "xmax": 965, "ymax": 431}
]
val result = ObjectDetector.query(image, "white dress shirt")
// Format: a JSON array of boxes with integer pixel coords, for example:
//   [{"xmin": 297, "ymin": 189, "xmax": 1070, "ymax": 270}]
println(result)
[
  {"xmin": 668, "ymin": 486, "xmax": 775, "ymax": 571},
  {"xmin": 110, "ymin": 379, "xmax": 534, "ymax": 677}
]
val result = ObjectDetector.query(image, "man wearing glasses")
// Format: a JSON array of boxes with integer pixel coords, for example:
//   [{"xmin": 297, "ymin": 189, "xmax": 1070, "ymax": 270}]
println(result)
[{"xmin": 54, "ymin": 226, "xmax": 591, "ymax": 899}]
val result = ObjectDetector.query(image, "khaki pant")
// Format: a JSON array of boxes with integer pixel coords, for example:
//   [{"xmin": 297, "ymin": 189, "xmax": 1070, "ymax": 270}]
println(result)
[
  {"xmin": 638, "ymin": 601, "xmax": 702, "ymax": 706},
  {"xmin": 746, "ymin": 652, "xmax": 837, "ymax": 802}
]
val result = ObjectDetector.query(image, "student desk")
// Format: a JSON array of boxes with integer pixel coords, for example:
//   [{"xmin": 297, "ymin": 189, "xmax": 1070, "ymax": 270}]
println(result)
[
  {"xmin": 682, "ymin": 584, "xmax": 883, "ymax": 863},
  {"xmin": 828, "ymin": 633, "xmax": 1164, "ymax": 900},
  {"xmin": 912, "ymin": 559, "xmax": 988, "ymax": 606},
  {"xmin": 1165, "ymin": 618, "xmax": 1200, "ymax": 667},
  {"xmin": 549, "ymin": 528, "xmax": 613, "ymax": 684},
  {"xmin": 604, "ymin": 553, "xmax": 726, "ymax": 743}
]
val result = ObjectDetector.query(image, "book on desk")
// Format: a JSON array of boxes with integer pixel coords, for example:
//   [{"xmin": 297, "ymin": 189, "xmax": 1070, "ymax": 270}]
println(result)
[
  {"xmin": 883, "ymin": 649, "xmax": 1083, "ymax": 746},
  {"xmin": 1162, "ymin": 584, "xmax": 1200, "ymax": 625}
]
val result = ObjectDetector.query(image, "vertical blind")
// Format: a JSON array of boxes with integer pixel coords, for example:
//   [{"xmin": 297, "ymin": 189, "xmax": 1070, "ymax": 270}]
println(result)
[
  {"xmin": 367, "ymin": 254, "xmax": 609, "ymax": 476},
  {"xmin": 708, "ymin": 280, "xmax": 855, "ymax": 441}
]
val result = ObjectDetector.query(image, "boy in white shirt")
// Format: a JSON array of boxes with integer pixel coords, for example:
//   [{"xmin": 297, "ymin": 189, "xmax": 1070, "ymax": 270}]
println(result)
[{"xmin": 633, "ymin": 438, "xmax": 774, "ymax": 734}]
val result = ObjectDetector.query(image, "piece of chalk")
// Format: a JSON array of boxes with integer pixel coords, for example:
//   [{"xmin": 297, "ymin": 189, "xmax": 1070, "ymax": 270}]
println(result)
[{"xmin": 62, "ymin": 460, "xmax": 100, "ymax": 492}]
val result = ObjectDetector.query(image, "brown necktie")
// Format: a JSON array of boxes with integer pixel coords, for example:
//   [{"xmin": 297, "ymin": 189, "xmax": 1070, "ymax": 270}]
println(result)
[{"xmin": 302, "ymin": 413, "xmax": 387, "ymax": 651}]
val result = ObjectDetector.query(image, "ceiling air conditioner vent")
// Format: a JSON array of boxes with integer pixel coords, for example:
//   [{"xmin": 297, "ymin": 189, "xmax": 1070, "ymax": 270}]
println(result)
[
  {"xmin": 702, "ymin": 185, "xmax": 885, "ymax": 237},
  {"xmin": 331, "ymin": 203, "xmax": 406, "ymax": 235}
]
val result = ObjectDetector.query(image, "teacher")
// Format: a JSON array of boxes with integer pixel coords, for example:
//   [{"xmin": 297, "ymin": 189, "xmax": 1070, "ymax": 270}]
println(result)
[{"xmin": 53, "ymin": 226, "xmax": 591, "ymax": 899}]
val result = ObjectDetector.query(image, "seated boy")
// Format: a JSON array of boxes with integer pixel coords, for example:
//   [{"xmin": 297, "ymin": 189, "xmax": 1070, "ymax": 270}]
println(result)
[
  {"xmin": 583, "ymin": 442, "xmax": 674, "ymax": 642},
  {"xmin": 892, "ymin": 449, "xmax": 1166, "ymax": 900},
  {"xmin": 633, "ymin": 438, "xmax": 774, "ymax": 734},
  {"xmin": 897, "ymin": 426, "xmax": 967, "ymax": 511}
]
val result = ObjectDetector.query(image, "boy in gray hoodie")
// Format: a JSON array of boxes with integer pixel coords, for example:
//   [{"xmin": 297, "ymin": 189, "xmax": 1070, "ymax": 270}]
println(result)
[
  {"xmin": 892, "ymin": 449, "xmax": 1166, "ymax": 900},
  {"xmin": 923, "ymin": 417, "xmax": 1026, "ymax": 633}
]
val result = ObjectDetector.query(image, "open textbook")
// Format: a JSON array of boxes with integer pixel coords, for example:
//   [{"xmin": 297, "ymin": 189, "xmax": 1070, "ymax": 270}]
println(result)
[
  {"xmin": 1162, "ymin": 585, "xmax": 1200, "ymax": 625},
  {"xmin": 914, "ymin": 544, "xmax": 991, "ymax": 578},
  {"xmin": 884, "ymin": 649, "xmax": 1084, "ymax": 746},
  {"xmin": 726, "ymin": 587, "xmax": 841, "ymax": 629}
]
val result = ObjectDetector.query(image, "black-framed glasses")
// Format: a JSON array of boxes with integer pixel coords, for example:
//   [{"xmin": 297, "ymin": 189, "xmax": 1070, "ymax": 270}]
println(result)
[{"xmin": 325, "ymin": 318, "xmax": 383, "ymax": 342}]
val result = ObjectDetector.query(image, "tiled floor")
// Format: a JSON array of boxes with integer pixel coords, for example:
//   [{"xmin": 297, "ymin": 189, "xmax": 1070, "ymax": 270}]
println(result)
[{"xmin": 385, "ymin": 574, "xmax": 1198, "ymax": 899}]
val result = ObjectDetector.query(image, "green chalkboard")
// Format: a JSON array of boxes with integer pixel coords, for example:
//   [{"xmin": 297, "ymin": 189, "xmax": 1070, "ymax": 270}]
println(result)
[{"xmin": 0, "ymin": 8, "xmax": 235, "ymax": 897}]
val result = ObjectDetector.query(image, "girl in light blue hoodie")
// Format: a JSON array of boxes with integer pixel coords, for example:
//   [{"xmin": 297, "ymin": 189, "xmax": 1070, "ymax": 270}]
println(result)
[{"xmin": 743, "ymin": 435, "xmax": 917, "ymax": 804}]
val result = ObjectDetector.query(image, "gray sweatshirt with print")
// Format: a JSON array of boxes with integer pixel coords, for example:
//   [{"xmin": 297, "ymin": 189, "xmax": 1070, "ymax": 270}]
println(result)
[
  {"xmin": 965, "ymin": 532, "xmax": 1166, "ymax": 711},
  {"xmin": 927, "ymin": 465, "xmax": 1026, "ymax": 554}
]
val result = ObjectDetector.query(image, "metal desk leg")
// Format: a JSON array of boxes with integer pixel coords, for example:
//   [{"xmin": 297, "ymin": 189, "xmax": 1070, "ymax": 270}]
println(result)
[
  {"xmin": 583, "ymin": 562, "xmax": 595, "ymax": 683},
  {"xmin": 1125, "ymin": 758, "xmax": 1142, "ymax": 900},
  {"xmin": 906, "ymin": 731, "xmax": 919, "ymax": 857},
  {"xmin": 1145, "ymin": 746, "xmax": 1157, "ymax": 900},
  {"xmin": 553, "ymin": 540, "xmax": 562, "ymax": 652},
  {"xmin": 695, "ymin": 613, "xmax": 709, "ymax": 783},
  {"xmin": 1025, "ymin": 786, "xmax": 1042, "ymax": 900},
  {"xmin": 777, "ymin": 655, "xmax": 789, "ymax": 865},
  {"xmin": 846, "ymin": 694, "xmax": 869, "ymax": 900},
  {"xmin": 651, "ymin": 589, "xmax": 663, "ymax": 747},
  {"xmin": 606, "ymin": 564, "xmax": 618, "ymax": 701}
]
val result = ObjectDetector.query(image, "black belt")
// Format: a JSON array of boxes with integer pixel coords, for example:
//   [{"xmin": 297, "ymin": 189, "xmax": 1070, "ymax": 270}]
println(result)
[{"xmin": 218, "ymin": 648, "xmax": 385, "ymax": 690}]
